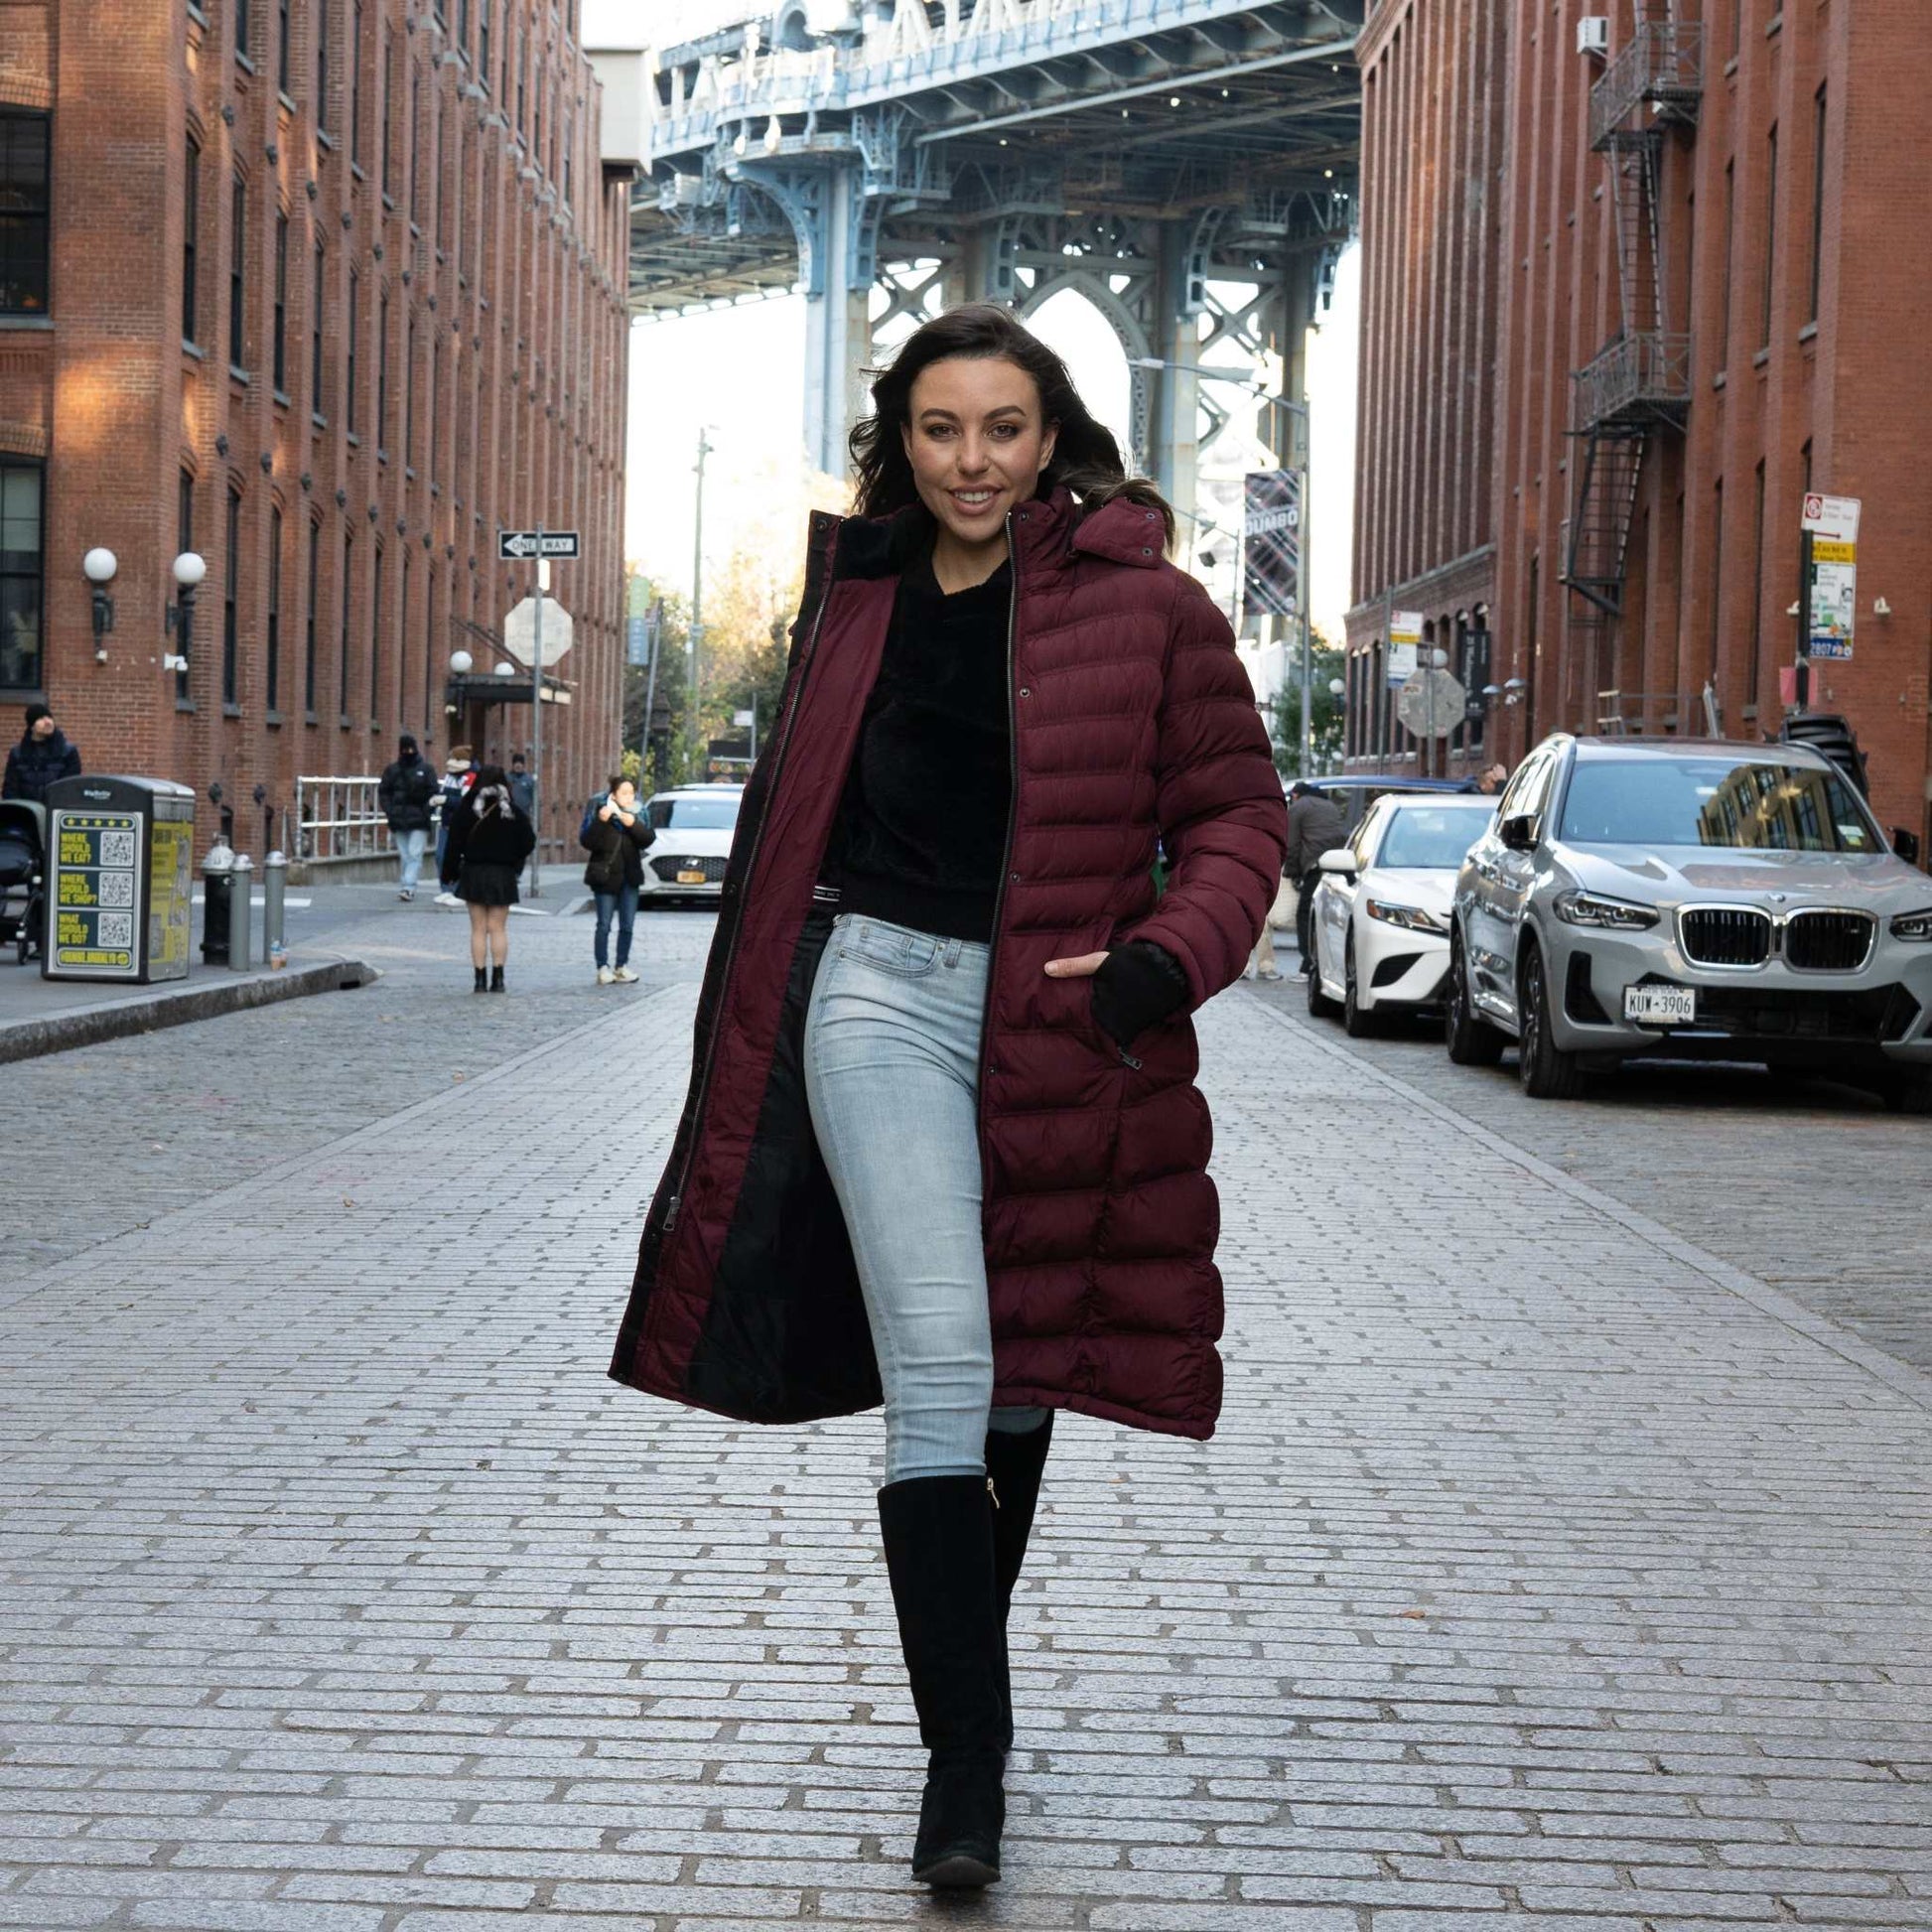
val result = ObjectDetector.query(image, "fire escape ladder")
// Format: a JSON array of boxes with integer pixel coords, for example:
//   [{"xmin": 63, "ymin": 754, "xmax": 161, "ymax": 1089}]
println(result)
[
  {"xmin": 1566, "ymin": 15, "xmax": 1702, "ymax": 636},
  {"xmin": 1566, "ymin": 431, "xmax": 1646, "ymax": 621}
]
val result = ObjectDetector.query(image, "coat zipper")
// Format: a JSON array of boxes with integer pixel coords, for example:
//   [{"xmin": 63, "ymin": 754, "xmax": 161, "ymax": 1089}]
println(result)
[
  {"xmin": 974, "ymin": 513, "xmax": 1023, "ymax": 1132},
  {"xmin": 662, "ymin": 527, "xmax": 842, "ymax": 1241},
  {"xmin": 971, "ymin": 513, "xmax": 1142, "ymax": 1112}
]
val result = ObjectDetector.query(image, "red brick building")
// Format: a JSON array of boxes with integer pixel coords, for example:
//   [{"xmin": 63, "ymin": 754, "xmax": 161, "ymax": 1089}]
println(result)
[
  {"xmin": 1344, "ymin": 0, "xmax": 1932, "ymax": 847},
  {"xmin": 0, "ymin": 0, "xmax": 631, "ymax": 865}
]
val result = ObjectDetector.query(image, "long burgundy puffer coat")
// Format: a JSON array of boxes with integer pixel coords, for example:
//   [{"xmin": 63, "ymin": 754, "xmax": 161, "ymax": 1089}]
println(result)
[{"xmin": 609, "ymin": 486, "xmax": 1288, "ymax": 1439}]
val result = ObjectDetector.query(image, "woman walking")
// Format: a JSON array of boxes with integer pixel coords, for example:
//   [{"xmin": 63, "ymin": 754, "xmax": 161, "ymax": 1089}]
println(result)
[
  {"xmin": 579, "ymin": 775, "xmax": 654, "ymax": 984},
  {"xmin": 608, "ymin": 306, "xmax": 1286, "ymax": 1888},
  {"xmin": 443, "ymin": 762, "xmax": 534, "ymax": 992}
]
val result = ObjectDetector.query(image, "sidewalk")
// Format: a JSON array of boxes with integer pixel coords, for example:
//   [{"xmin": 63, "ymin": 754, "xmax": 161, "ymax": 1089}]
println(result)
[
  {"xmin": 1, "ymin": 975, "xmax": 1927, "ymax": 1927},
  {"xmin": 0, "ymin": 866, "xmax": 591, "ymax": 1063}
]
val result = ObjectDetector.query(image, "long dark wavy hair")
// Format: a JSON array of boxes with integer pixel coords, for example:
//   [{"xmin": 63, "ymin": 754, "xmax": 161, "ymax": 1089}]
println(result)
[{"xmin": 849, "ymin": 304, "xmax": 1176, "ymax": 549}]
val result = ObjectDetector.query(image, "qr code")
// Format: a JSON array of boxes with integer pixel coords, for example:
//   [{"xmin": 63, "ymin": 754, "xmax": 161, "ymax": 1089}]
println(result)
[
  {"xmin": 96, "ymin": 913, "xmax": 134, "ymax": 948},
  {"xmin": 97, "ymin": 869, "xmax": 135, "ymax": 907},
  {"xmin": 99, "ymin": 831, "xmax": 137, "ymax": 869}
]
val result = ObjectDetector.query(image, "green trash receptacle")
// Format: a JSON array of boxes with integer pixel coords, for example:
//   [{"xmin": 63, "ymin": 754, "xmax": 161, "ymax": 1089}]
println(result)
[{"xmin": 41, "ymin": 774, "xmax": 196, "ymax": 984}]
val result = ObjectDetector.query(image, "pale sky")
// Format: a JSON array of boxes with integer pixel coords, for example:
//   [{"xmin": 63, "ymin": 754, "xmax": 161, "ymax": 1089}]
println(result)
[{"xmin": 588, "ymin": 0, "xmax": 1362, "ymax": 646}]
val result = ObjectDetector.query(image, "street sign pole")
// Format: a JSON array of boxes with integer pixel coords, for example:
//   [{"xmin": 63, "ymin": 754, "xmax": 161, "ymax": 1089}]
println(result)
[
  {"xmin": 1300, "ymin": 467, "xmax": 1313, "ymax": 780},
  {"xmin": 639, "ymin": 601, "xmax": 660, "ymax": 789},
  {"xmin": 529, "ymin": 524, "xmax": 544, "ymax": 897},
  {"xmin": 1796, "ymin": 528, "xmax": 1814, "ymax": 713}
]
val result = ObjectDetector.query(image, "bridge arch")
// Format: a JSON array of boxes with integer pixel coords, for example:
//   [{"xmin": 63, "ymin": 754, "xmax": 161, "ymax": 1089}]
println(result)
[{"xmin": 1018, "ymin": 270, "xmax": 1152, "ymax": 476}]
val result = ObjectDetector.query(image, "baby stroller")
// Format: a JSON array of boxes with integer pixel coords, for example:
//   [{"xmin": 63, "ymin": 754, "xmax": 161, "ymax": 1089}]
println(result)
[{"xmin": 0, "ymin": 797, "xmax": 47, "ymax": 964}]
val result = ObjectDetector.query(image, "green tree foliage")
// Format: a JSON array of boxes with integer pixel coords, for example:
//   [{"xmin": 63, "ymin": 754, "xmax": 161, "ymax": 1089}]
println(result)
[{"xmin": 1267, "ymin": 633, "xmax": 1347, "ymax": 777}]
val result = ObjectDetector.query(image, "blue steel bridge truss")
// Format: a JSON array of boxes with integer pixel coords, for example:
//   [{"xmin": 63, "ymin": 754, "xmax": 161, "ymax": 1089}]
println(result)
[{"xmin": 622, "ymin": 0, "xmax": 1362, "ymax": 560}]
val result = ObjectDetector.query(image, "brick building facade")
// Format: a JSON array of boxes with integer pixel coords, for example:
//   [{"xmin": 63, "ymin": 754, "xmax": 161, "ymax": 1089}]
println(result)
[
  {"xmin": 0, "ymin": 0, "xmax": 630, "ymax": 865},
  {"xmin": 1344, "ymin": 0, "xmax": 1932, "ymax": 847},
  {"xmin": 1344, "ymin": 0, "xmax": 1505, "ymax": 774}
]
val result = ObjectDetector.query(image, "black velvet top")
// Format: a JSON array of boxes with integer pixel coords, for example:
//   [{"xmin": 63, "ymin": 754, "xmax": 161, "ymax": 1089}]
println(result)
[
  {"xmin": 830, "ymin": 550, "xmax": 1014, "ymax": 944},
  {"xmin": 826, "ymin": 536, "xmax": 1193, "ymax": 1050}
]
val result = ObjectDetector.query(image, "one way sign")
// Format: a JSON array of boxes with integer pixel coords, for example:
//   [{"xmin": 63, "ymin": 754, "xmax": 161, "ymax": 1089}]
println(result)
[{"xmin": 498, "ymin": 529, "xmax": 581, "ymax": 561}]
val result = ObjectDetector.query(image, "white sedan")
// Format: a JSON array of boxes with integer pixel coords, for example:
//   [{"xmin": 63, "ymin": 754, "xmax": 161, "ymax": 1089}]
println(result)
[
  {"xmin": 1307, "ymin": 793, "xmax": 1497, "ymax": 1035},
  {"xmin": 638, "ymin": 784, "xmax": 744, "ymax": 902}
]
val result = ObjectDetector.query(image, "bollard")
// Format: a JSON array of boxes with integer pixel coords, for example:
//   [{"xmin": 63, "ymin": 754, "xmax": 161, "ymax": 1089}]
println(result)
[
  {"xmin": 229, "ymin": 854, "xmax": 255, "ymax": 970},
  {"xmin": 263, "ymin": 849, "xmax": 288, "ymax": 968},
  {"xmin": 201, "ymin": 834, "xmax": 235, "ymax": 966}
]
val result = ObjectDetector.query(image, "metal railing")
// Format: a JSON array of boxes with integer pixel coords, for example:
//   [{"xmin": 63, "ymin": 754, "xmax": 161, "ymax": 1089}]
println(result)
[
  {"xmin": 1588, "ymin": 20, "xmax": 1705, "ymax": 151},
  {"xmin": 1594, "ymin": 686, "xmax": 1723, "ymax": 738},
  {"xmin": 292, "ymin": 775, "xmax": 395, "ymax": 864},
  {"xmin": 1574, "ymin": 331, "xmax": 1692, "ymax": 431}
]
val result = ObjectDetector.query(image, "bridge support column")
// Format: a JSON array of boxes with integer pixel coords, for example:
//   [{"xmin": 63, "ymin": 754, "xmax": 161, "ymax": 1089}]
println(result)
[
  {"xmin": 803, "ymin": 167, "xmax": 873, "ymax": 479},
  {"xmin": 1148, "ymin": 222, "xmax": 1202, "ymax": 534}
]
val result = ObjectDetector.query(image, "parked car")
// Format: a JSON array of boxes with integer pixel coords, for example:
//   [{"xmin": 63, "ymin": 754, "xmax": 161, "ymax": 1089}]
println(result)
[
  {"xmin": 1306, "ymin": 792, "xmax": 1499, "ymax": 1034},
  {"xmin": 1285, "ymin": 772, "xmax": 1478, "ymax": 836},
  {"xmin": 1444, "ymin": 735, "xmax": 1932, "ymax": 1108},
  {"xmin": 638, "ymin": 784, "xmax": 744, "ymax": 903}
]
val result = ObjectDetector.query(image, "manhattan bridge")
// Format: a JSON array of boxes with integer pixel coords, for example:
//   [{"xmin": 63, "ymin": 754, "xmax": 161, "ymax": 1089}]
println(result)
[{"xmin": 607, "ymin": 0, "xmax": 1363, "ymax": 605}]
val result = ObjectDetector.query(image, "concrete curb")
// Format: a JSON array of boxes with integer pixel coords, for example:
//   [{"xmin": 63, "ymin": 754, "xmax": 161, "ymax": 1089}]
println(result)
[{"xmin": 0, "ymin": 956, "xmax": 381, "ymax": 1066}]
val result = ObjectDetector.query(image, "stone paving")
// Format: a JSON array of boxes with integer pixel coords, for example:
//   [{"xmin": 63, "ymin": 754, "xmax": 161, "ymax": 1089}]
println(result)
[
  {"xmin": 2, "ymin": 929, "xmax": 1930, "ymax": 1930},
  {"xmin": 1250, "ymin": 965, "xmax": 1932, "ymax": 1373},
  {"xmin": 2, "ymin": 888, "xmax": 716, "ymax": 1288}
]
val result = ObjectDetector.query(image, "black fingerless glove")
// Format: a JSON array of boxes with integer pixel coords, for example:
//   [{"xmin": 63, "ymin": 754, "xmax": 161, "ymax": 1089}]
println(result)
[{"xmin": 1090, "ymin": 940, "xmax": 1190, "ymax": 1049}]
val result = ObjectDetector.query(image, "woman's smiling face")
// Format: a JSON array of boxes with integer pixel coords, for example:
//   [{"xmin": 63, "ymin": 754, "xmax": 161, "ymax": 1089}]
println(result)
[{"xmin": 900, "ymin": 355, "xmax": 1058, "ymax": 550}]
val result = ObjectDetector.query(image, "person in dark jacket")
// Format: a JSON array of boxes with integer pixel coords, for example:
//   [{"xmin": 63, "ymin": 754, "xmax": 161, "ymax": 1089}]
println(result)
[
  {"xmin": 377, "ymin": 733, "xmax": 437, "ymax": 900},
  {"xmin": 1284, "ymin": 780, "xmax": 1350, "ymax": 976},
  {"xmin": 3, "ymin": 704, "xmax": 81, "ymax": 803},
  {"xmin": 607, "ymin": 306, "xmax": 1287, "ymax": 1890},
  {"xmin": 508, "ymin": 751, "xmax": 536, "ymax": 820},
  {"xmin": 442, "ymin": 763, "xmax": 534, "ymax": 992},
  {"xmin": 578, "ymin": 775, "xmax": 654, "ymax": 984}
]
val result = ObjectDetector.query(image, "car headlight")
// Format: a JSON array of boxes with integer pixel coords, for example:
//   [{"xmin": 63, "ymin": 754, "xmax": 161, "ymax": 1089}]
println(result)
[
  {"xmin": 1554, "ymin": 890, "xmax": 1660, "ymax": 930},
  {"xmin": 1364, "ymin": 898, "xmax": 1448, "ymax": 934},
  {"xmin": 1889, "ymin": 907, "xmax": 1932, "ymax": 942}
]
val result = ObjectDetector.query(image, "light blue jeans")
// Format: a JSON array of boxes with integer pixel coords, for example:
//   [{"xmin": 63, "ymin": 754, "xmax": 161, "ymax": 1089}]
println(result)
[
  {"xmin": 804, "ymin": 913, "xmax": 1047, "ymax": 1483},
  {"xmin": 395, "ymin": 828, "xmax": 428, "ymax": 891}
]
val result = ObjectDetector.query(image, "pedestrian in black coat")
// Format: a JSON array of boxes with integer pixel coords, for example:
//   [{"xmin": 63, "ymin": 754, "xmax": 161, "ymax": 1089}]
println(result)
[
  {"xmin": 1284, "ymin": 781, "xmax": 1349, "ymax": 975},
  {"xmin": 377, "ymin": 733, "xmax": 437, "ymax": 900},
  {"xmin": 3, "ymin": 704, "xmax": 81, "ymax": 803},
  {"xmin": 443, "ymin": 763, "xmax": 535, "ymax": 992}
]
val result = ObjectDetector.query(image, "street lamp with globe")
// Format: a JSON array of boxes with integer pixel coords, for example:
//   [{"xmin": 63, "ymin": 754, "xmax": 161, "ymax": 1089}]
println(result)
[
  {"xmin": 82, "ymin": 547, "xmax": 117, "ymax": 660},
  {"xmin": 164, "ymin": 550, "xmax": 207, "ymax": 674}
]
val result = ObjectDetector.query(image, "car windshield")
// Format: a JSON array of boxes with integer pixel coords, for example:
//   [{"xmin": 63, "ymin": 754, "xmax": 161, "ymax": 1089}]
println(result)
[
  {"xmin": 1377, "ymin": 806, "xmax": 1491, "ymax": 869},
  {"xmin": 1557, "ymin": 758, "xmax": 1880, "ymax": 852},
  {"xmin": 646, "ymin": 794, "xmax": 740, "ymax": 831}
]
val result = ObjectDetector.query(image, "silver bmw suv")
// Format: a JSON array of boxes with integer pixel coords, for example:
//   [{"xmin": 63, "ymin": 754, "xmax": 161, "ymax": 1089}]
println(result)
[{"xmin": 1445, "ymin": 735, "xmax": 1932, "ymax": 1107}]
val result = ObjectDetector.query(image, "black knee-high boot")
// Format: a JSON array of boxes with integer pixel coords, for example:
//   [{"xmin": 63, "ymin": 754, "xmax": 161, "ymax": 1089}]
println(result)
[
  {"xmin": 877, "ymin": 1475, "xmax": 1007, "ymax": 1888},
  {"xmin": 985, "ymin": 1412, "xmax": 1054, "ymax": 1750}
]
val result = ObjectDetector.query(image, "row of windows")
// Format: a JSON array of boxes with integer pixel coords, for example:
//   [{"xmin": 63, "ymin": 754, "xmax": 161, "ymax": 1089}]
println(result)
[
  {"xmin": 1712, "ymin": 88, "xmax": 1829, "ymax": 365},
  {"xmin": 175, "ymin": 468, "xmax": 459, "ymax": 729},
  {"xmin": 184, "ymin": 143, "xmax": 556, "ymax": 480},
  {"xmin": 195, "ymin": 0, "xmax": 583, "ymax": 212}
]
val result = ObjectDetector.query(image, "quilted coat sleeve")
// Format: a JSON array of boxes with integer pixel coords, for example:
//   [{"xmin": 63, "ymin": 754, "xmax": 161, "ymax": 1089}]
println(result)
[{"xmin": 1124, "ymin": 574, "xmax": 1290, "ymax": 1008}]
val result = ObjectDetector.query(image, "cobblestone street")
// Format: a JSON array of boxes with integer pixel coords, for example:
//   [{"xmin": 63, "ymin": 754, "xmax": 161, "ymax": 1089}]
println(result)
[{"xmin": 3, "ymin": 900, "xmax": 1929, "ymax": 1930}]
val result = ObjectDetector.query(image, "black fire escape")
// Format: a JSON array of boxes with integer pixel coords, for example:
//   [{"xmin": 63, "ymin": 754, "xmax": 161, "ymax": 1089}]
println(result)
[{"xmin": 1565, "ymin": 15, "xmax": 1703, "ymax": 714}]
